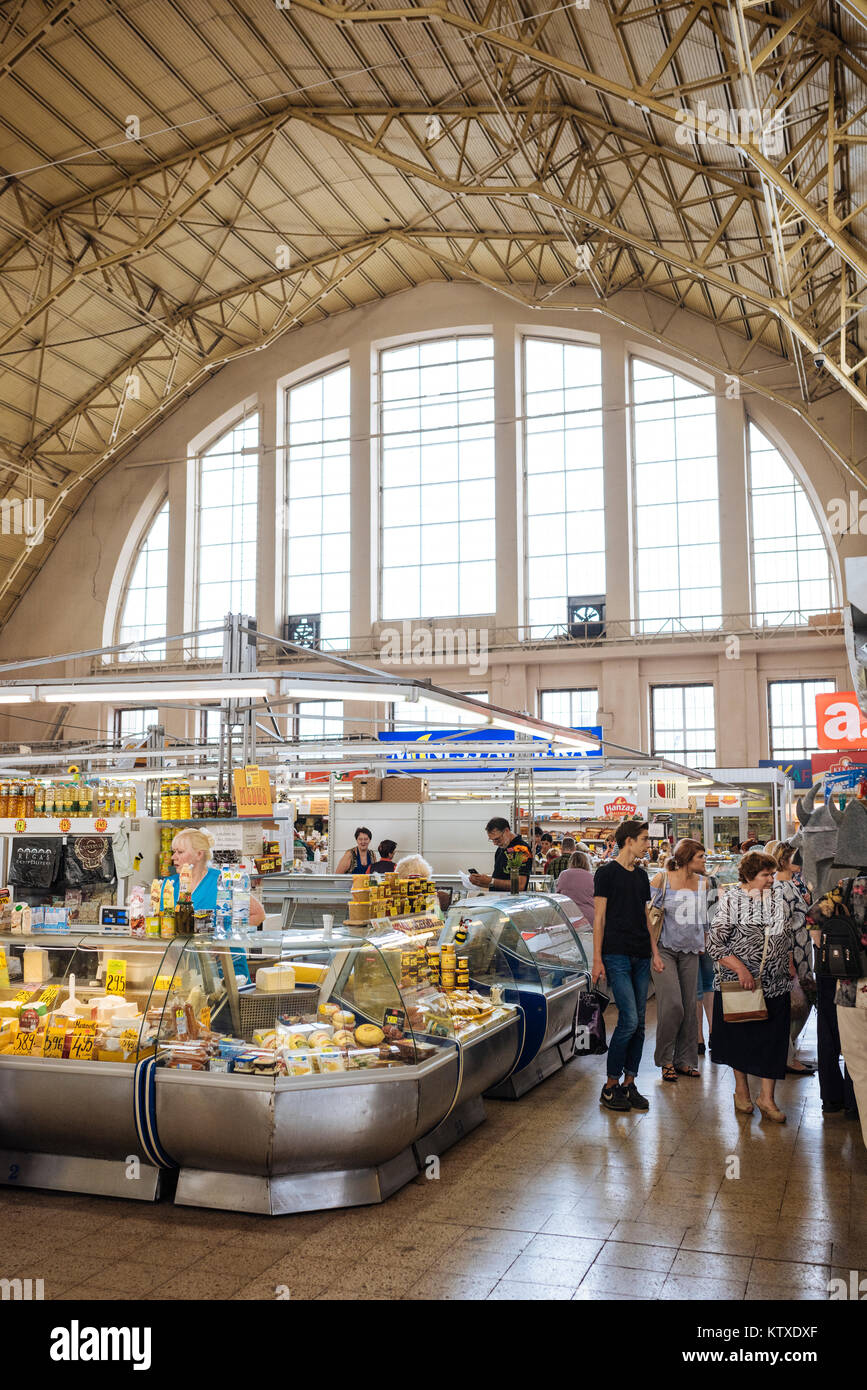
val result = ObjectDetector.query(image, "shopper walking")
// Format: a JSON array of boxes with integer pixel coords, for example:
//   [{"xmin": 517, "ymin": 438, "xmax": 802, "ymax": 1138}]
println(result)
[
  {"xmin": 336, "ymin": 826, "xmax": 376, "ymax": 875},
  {"xmin": 592, "ymin": 819, "xmax": 663, "ymax": 1112},
  {"xmin": 651, "ymin": 839, "xmax": 711, "ymax": 1081},
  {"xmin": 707, "ymin": 851, "xmax": 813, "ymax": 1122},
  {"xmin": 806, "ymin": 882, "xmax": 860, "ymax": 1120},
  {"xmin": 771, "ymin": 841, "xmax": 817, "ymax": 1076},
  {"xmin": 556, "ymin": 849, "xmax": 596, "ymax": 923}
]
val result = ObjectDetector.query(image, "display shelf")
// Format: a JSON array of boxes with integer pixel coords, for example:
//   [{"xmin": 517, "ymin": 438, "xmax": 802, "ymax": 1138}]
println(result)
[{"xmin": 158, "ymin": 817, "xmax": 277, "ymax": 824}]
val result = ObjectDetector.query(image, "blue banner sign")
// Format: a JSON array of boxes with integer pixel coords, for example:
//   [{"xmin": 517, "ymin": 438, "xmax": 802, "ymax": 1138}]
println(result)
[
  {"xmin": 378, "ymin": 726, "xmax": 603, "ymax": 760},
  {"xmin": 758, "ymin": 758, "xmax": 813, "ymax": 790}
]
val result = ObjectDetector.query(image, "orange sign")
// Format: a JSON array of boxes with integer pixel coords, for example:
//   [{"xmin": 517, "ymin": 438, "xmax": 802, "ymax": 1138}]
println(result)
[
  {"xmin": 94, "ymin": 817, "xmax": 108, "ymax": 832},
  {"xmin": 602, "ymin": 796, "xmax": 639, "ymax": 819},
  {"xmin": 59, "ymin": 817, "xmax": 71, "ymax": 832},
  {"xmin": 815, "ymin": 691, "xmax": 867, "ymax": 751},
  {"xmin": 13, "ymin": 818, "xmax": 25, "ymax": 832},
  {"xmin": 232, "ymin": 765, "xmax": 273, "ymax": 818}
]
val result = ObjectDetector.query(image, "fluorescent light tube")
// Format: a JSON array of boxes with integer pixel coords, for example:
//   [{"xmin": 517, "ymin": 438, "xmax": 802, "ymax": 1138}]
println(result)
[
  {"xmin": 41, "ymin": 685, "xmax": 271, "ymax": 702},
  {"xmin": 0, "ymin": 692, "xmax": 33, "ymax": 703}
]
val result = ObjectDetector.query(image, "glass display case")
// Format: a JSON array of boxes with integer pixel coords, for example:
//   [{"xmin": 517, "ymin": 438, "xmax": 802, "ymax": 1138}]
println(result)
[
  {"xmin": 150, "ymin": 930, "xmax": 522, "ymax": 1215},
  {"xmin": 441, "ymin": 893, "xmax": 591, "ymax": 1099},
  {"xmin": 0, "ymin": 932, "xmax": 178, "ymax": 1200}
]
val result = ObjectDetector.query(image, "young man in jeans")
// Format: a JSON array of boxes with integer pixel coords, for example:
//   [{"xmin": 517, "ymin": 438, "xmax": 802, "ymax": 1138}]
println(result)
[{"xmin": 592, "ymin": 818, "xmax": 664, "ymax": 1111}]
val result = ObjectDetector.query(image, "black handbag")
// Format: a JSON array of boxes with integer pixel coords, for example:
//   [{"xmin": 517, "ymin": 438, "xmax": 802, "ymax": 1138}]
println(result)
[
  {"xmin": 813, "ymin": 877, "xmax": 867, "ymax": 979},
  {"xmin": 572, "ymin": 986, "xmax": 610, "ymax": 1056}
]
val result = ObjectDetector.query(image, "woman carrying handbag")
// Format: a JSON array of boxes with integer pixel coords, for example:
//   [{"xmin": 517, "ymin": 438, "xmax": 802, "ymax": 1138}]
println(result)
[
  {"xmin": 650, "ymin": 839, "xmax": 711, "ymax": 1082},
  {"xmin": 707, "ymin": 851, "xmax": 813, "ymax": 1122}
]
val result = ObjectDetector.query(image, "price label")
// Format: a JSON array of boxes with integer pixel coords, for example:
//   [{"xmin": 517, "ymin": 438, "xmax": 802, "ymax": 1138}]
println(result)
[
  {"xmin": 72, "ymin": 1019, "xmax": 97, "ymax": 1034},
  {"xmin": 105, "ymin": 959, "xmax": 126, "ymax": 996},
  {"xmin": 119, "ymin": 1027, "xmax": 139, "ymax": 1056},
  {"xmin": 13, "ymin": 818, "xmax": 26, "ymax": 833},
  {"xmin": 13, "ymin": 1030, "xmax": 37, "ymax": 1055},
  {"xmin": 42, "ymin": 1026, "xmax": 66, "ymax": 1059},
  {"xmin": 14, "ymin": 989, "xmax": 33, "ymax": 1003},
  {"xmin": 69, "ymin": 1032, "xmax": 94, "ymax": 1061},
  {"xmin": 38, "ymin": 985, "xmax": 59, "ymax": 1007},
  {"xmin": 94, "ymin": 817, "xmax": 108, "ymax": 832},
  {"xmin": 155, "ymin": 975, "xmax": 173, "ymax": 991},
  {"xmin": 200, "ymin": 1007, "xmax": 211, "ymax": 1031},
  {"xmin": 59, "ymin": 817, "xmax": 71, "ymax": 832},
  {"xmin": 0, "ymin": 948, "xmax": 8, "ymax": 990}
]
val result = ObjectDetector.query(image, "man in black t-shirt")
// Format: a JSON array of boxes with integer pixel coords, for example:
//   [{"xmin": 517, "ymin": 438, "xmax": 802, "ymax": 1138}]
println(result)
[
  {"xmin": 469, "ymin": 817, "xmax": 531, "ymax": 893},
  {"xmin": 592, "ymin": 818, "xmax": 664, "ymax": 1113}
]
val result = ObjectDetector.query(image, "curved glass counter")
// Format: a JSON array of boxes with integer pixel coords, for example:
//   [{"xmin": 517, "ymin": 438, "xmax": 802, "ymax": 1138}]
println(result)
[
  {"xmin": 441, "ymin": 893, "xmax": 590, "ymax": 1097},
  {"xmin": 149, "ymin": 932, "xmax": 522, "ymax": 1214}
]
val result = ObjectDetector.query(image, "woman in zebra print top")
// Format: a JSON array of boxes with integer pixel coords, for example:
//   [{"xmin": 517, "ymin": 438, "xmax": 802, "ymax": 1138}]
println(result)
[{"xmin": 707, "ymin": 851, "xmax": 814, "ymax": 1122}]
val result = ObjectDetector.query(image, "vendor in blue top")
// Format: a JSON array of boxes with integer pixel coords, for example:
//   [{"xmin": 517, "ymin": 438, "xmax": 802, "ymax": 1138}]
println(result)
[{"xmin": 162, "ymin": 828, "xmax": 266, "ymax": 926}]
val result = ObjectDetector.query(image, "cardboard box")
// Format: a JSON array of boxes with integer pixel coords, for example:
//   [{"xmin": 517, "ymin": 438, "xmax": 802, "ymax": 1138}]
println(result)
[
  {"xmin": 352, "ymin": 774, "xmax": 382, "ymax": 802},
  {"xmin": 381, "ymin": 775, "xmax": 429, "ymax": 803}
]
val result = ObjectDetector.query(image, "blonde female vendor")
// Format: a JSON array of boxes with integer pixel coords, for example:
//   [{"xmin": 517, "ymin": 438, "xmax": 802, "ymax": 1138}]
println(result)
[{"xmin": 163, "ymin": 827, "xmax": 265, "ymax": 927}]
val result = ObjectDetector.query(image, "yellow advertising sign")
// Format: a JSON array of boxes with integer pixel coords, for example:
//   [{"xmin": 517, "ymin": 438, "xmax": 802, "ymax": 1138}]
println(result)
[{"xmin": 232, "ymin": 765, "xmax": 273, "ymax": 818}]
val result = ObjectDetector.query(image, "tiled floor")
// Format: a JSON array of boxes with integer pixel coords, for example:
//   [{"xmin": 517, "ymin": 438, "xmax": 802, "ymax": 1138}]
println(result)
[{"xmin": 3, "ymin": 1001, "xmax": 866, "ymax": 1300}]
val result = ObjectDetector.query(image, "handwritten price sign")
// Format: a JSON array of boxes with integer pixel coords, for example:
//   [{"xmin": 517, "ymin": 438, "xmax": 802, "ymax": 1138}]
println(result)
[
  {"xmin": 42, "ymin": 1026, "xmax": 66, "ymax": 1059},
  {"xmin": 105, "ymin": 959, "xmax": 126, "ymax": 996},
  {"xmin": 13, "ymin": 1030, "xmax": 37, "ymax": 1055},
  {"xmin": 69, "ymin": 1032, "xmax": 94, "ymax": 1061}
]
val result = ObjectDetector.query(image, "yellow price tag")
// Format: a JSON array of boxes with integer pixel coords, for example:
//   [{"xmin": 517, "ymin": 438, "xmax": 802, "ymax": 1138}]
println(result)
[
  {"xmin": 72, "ymin": 1019, "xmax": 97, "ymax": 1034},
  {"xmin": 69, "ymin": 1032, "xmax": 94, "ymax": 1061},
  {"xmin": 42, "ymin": 1026, "xmax": 66, "ymax": 1059},
  {"xmin": 38, "ymin": 984, "xmax": 59, "ymax": 1007},
  {"xmin": 14, "ymin": 989, "xmax": 32, "ymax": 1003},
  {"xmin": 119, "ymin": 1027, "xmax": 139, "ymax": 1056},
  {"xmin": 200, "ymin": 1006, "xmax": 211, "ymax": 1031},
  {"xmin": 13, "ymin": 1030, "xmax": 37, "ymax": 1055},
  {"xmin": 155, "ymin": 975, "xmax": 172, "ymax": 991},
  {"xmin": 0, "ymin": 948, "xmax": 8, "ymax": 989},
  {"xmin": 105, "ymin": 959, "xmax": 126, "ymax": 996}
]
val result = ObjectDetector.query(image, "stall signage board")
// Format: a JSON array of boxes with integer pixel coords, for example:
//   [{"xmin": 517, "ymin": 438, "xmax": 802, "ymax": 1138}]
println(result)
[
  {"xmin": 105, "ymin": 959, "xmax": 126, "ymax": 995},
  {"xmin": 815, "ymin": 691, "xmax": 867, "ymax": 750},
  {"xmin": 758, "ymin": 758, "xmax": 813, "ymax": 789},
  {"xmin": 811, "ymin": 752, "xmax": 867, "ymax": 778},
  {"xmin": 0, "ymin": 948, "xmax": 8, "ymax": 989},
  {"xmin": 208, "ymin": 822, "xmax": 244, "ymax": 852},
  {"xmin": 232, "ymin": 766, "xmax": 273, "ymax": 817},
  {"xmin": 378, "ymin": 727, "xmax": 603, "ymax": 760},
  {"xmin": 593, "ymin": 795, "xmax": 647, "ymax": 819}
]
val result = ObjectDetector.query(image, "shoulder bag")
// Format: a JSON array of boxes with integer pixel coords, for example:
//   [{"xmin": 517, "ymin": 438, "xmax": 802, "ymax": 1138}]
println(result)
[
  {"xmin": 719, "ymin": 926, "xmax": 769, "ymax": 1022},
  {"xmin": 648, "ymin": 877, "xmax": 667, "ymax": 944}
]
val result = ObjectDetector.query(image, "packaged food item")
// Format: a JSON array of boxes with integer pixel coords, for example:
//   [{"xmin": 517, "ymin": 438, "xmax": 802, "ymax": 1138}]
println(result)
[{"xmin": 354, "ymin": 1023, "xmax": 385, "ymax": 1048}]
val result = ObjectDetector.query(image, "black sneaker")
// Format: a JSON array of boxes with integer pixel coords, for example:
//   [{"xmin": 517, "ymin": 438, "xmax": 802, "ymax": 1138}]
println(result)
[
  {"xmin": 623, "ymin": 1082, "xmax": 649, "ymax": 1111},
  {"xmin": 600, "ymin": 1082, "xmax": 631, "ymax": 1112}
]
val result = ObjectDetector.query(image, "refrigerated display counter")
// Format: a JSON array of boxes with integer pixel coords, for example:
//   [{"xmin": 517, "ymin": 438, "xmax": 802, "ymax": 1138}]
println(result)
[
  {"xmin": 260, "ymin": 872, "xmax": 468, "ymax": 928},
  {"xmin": 0, "ymin": 931, "xmax": 178, "ymax": 1200},
  {"xmin": 441, "ymin": 893, "xmax": 590, "ymax": 1099},
  {"xmin": 152, "ymin": 929, "xmax": 522, "ymax": 1215}
]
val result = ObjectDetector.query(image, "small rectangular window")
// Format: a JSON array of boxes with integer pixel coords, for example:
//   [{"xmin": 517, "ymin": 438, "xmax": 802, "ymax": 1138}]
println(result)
[
  {"xmin": 651, "ymin": 684, "xmax": 716, "ymax": 764},
  {"xmin": 768, "ymin": 678, "xmax": 835, "ymax": 759}
]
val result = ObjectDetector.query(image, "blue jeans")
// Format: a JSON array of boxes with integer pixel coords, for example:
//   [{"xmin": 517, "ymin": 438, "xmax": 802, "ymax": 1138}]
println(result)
[
  {"xmin": 602, "ymin": 953, "xmax": 652, "ymax": 1080},
  {"xmin": 696, "ymin": 951, "xmax": 716, "ymax": 998}
]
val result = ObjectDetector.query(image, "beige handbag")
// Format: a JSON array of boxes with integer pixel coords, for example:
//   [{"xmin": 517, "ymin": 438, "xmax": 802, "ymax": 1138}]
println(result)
[
  {"xmin": 719, "ymin": 929, "xmax": 769, "ymax": 1022},
  {"xmin": 648, "ymin": 879, "xmax": 666, "ymax": 944}
]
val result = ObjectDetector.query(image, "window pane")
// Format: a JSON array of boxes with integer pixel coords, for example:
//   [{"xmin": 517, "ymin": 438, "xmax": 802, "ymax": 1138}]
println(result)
[
  {"xmin": 768, "ymin": 678, "xmax": 835, "ymax": 759},
  {"xmin": 540, "ymin": 689, "xmax": 599, "ymax": 728},
  {"xmin": 197, "ymin": 418, "xmax": 259, "ymax": 656},
  {"xmin": 118, "ymin": 500, "xmax": 169, "ymax": 661},
  {"xmin": 632, "ymin": 361, "xmax": 721, "ymax": 632},
  {"xmin": 380, "ymin": 337, "xmax": 495, "ymax": 618},
  {"xmin": 524, "ymin": 339, "xmax": 605, "ymax": 637},
  {"xmin": 286, "ymin": 365, "xmax": 350, "ymax": 650},
  {"xmin": 748, "ymin": 424, "xmax": 835, "ymax": 624},
  {"xmin": 651, "ymin": 684, "xmax": 716, "ymax": 764}
]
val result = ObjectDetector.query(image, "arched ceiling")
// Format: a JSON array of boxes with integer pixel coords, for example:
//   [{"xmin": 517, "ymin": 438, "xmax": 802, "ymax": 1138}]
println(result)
[{"xmin": 1, "ymin": 0, "xmax": 866, "ymax": 627}]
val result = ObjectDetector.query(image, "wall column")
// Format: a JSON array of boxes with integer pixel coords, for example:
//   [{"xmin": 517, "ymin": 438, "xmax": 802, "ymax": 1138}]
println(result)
[
  {"xmin": 601, "ymin": 331, "xmax": 631, "ymax": 627},
  {"xmin": 717, "ymin": 391, "xmax": 750, "ymax": 620},
  {"xmin": 349, "ymin": 339, "xmax": 373, "ymax": 643},
  {"xmin": 493, "ymin": 322, "xmax": 519, "ymax": 632}
]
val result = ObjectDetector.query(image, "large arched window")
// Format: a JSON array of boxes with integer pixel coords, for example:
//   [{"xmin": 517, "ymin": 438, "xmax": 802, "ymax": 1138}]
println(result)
[
  {"xmin": 196, "ymin": 413, "xmax": 258, "ymax": 655},
  {"xmin": 117, "ymin": 499, "xmax": 169, "ymax": 660},
  {"xmin": 286, "ymin": 364, "xmax": 350, "ymax": 648},
  {"xmin": 747, "ymin": 423, "xmax": 835, "ymax": 623},
  {"xmin": 379, "ymin": 335, "xmax": 496, "ymax": 619},
  {"xmin": 523, "ymin": 337, "xmax": 604, "ymax": 634},
  {"xmin": 631, "ymin": 359, "xmax": 721, "ymax": 632}
]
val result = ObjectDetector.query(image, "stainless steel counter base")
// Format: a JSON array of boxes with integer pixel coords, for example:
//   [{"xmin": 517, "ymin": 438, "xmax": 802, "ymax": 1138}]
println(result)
[
  {"xmin": 413, "ymin": 1095, "xmax": 486, "ymax": 1160},
  {"xmin": 174, "ymin": 1149, "xmax": 418, "ymax": 1216},
  {"xmin": 414, "ymin": 1014, "xmax": 521, "ymax": 1160},
  {"xmin": 487, "ymin": 1040, "xmax": 569, "ymax": 1100},
  {"xmin": 0, "ymin": 1147, "xmax": 162, "ymax": 1200},
  {"xmin": 486, "ymin": 979, "xmax": 585, "ymax": 1100},
  {"xmin": 0, "ymin": 1056, "xmax": 161, "ymax": 1198}
]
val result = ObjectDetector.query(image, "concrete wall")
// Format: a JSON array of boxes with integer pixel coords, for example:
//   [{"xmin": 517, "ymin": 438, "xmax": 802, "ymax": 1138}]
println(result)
[{"xmin": 0, "ymin": 282, "xmax": 859, "ymax": 760}]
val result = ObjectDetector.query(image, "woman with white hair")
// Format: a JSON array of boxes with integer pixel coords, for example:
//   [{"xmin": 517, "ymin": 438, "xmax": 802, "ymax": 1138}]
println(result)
[
  {"xmin": 162, "ymin": 827, "xmax": 265, "ymax": 927},
  {"xmin": 395, "ymin": 853, "xmax": 433, "ymax": 880}
]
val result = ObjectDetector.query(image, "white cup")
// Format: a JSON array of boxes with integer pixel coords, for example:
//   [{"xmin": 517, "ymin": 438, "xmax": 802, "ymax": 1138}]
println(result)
[{"xmin": 322, "ymin": 913, "xmax": 334, "ymax": 940}]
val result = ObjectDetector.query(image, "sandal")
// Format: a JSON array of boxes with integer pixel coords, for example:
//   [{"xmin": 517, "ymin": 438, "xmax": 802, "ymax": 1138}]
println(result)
[
  {"xmin": 662, "ymin": 1065, "xmax": 678, "ymax": 1082},
  {"xmin": 675, "ymin": 1066, "xmax": 701, "ymax": 1077}
]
